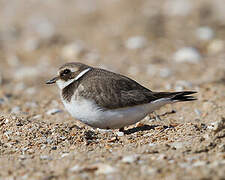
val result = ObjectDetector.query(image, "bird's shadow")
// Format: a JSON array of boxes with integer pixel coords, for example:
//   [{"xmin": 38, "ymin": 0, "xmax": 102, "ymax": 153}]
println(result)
[
  {"xmin": 121, "ymin": 125, "xmax": 158, "ymax": 135},
  {"xmin": 121, "ymin": 124, "xmax": 175, "ymax": 135}
]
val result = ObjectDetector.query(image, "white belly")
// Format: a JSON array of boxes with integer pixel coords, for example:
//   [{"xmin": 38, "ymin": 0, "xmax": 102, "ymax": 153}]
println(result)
[{"xmin": 62, "ymin": 95, "xmax": 170, "ymax": 129}]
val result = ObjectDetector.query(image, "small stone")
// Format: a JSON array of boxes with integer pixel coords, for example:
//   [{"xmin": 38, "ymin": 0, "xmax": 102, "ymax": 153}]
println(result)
[
  {"xmin": 207, "ymin": 118, "xmax": 225, "ymax": 133},
  {"xmin": 157, "ymin": 154, "xmax": 166, "ymax": 160},
  {"xmin": 11, "ymin": 106, "xmax": 21, "ymax": 114},
  {"xmin": 46, "ymin": 108, "xmax": 62, "ymax": 115},
  {"xmin": 196, "ymin": 27, "xmax": 214, "ymax": 41},
  {"xmin": 25, "ymin": 102, "xmax": 38, "ymax": 108},
  {"xmin": 23, "ymin": 38, "xmax": 39, "ymax": 52},
  {"xmin": 175, "ymin": 80, "xmax": 192, "ymax": 91},
  {"xmin": 125, "ymin": 36, "xmax": 147, "ymax": 49},
  {"xmin": 32, "ymin": 115, "xmax": 42, "ymax": 120},
  {"xmin": 40, "ymin": 155, "xmax": 52, "ymax": 160},
  {"xmin": 173, "ymin": 47, "xmax": 202, "ymax": 63},
  {"xmin": 207, "ymin": 39, "xmax": 224, "ymax": 54},
  {"xmin": 70, "ymin": 165, "xmax": 81, "ymax": 172},
  {"xmin": 61, "ymin": 41, "xmax": 85, "ymax": 59},
  {"xmin": 194, "ymin": 109, "xmax": 202, "ymax": 116},
  {"xmin": 7, "ymin": 55, "xmax": 20, "ymax": 67},
  {"xmin": 159, "ymin": 68, "xmax": 172, "ymax": 78},
  {"xmin": 95, "ymin": 164, "xmax": 116, "ymax": 175},
  {"xmin": 170, "ymin": 142, "xmax": 188, "ymax": 149},
  {"xmin": 25, "ymin": 87, "xmax": 37, "ymax": 95},
  {"xmin": 164, "ymin": 0, "xmax": 192, "ymax": 16},
  {"xmin": 30, "ymin": 17, "xmax": 55, "ymax": 39},
  {"xmin": 127, "ymin": 66, "xmax": 139, "ymax": 76},
  {"xmin": 179, "ymin": 162, "xmax": 191, "ymax": 169},
  {"xmin": 146, "ymin": 167, "xmax": 157, "ymax": 174},
  {"xmin": 192, "ymin": 161, "xmax": 206, "ymax": 167},
  {"xmin": 61, "ymin": 153, "xmax": 69, "ymax": 158},
  {"xmin": 0, "ymin": 98, "xmax": 4, "ymax": 105},
  {"xmin": 149, "ymin": 143, "xmax": 156, "ymax": 147},
  {"xmin": 122, "ymin": 155, "xmax": 139, "ymax": 163},
  {"xmin": 116, "ymin": 131, "xmax": 124, "ymax": 137}
]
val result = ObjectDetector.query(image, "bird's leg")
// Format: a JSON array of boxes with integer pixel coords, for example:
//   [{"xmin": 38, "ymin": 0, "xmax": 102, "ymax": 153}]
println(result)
[{"xmin": 153, "ymin": 111, "xmax": 162, "ymax": 121}]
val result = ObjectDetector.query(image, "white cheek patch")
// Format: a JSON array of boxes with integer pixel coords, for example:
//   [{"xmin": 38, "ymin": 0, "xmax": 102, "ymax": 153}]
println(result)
[
  {"xmin": 56, "ymin": 68, "xmax": 91, "ymax": 89},
  {"xmin": 56, "ymin": 79, "xmax": 75, "ymax": 89}
]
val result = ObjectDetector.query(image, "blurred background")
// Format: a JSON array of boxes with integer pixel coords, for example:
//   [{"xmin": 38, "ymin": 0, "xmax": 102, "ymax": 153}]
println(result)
[{"xmin": 0, "ymin": 0, "xmax": 225, "ymax": 90}]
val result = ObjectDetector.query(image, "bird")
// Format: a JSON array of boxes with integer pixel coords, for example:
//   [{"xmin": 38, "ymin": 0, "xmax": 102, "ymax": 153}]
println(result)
[{"xmin": 46, "ymin": 62, "xmax": 197, "ymax": 130}]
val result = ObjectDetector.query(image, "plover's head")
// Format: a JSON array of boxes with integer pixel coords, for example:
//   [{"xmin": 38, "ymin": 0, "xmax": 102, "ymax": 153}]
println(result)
[{"xmin": 46, "ymin": 62, "xmax": 91, "ymax": 89}]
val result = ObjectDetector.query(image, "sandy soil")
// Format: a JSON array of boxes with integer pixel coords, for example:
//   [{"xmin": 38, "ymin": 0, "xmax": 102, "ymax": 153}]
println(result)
[{"xmin": 0, "ymin": 0, "xmax": 225, "ymax": 179}]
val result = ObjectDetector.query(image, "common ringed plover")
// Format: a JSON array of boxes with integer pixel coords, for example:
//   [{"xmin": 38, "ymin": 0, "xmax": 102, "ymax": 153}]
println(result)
[{"xmin": 46, "ymin": 62, "xmax": 197, "ymax": 130}]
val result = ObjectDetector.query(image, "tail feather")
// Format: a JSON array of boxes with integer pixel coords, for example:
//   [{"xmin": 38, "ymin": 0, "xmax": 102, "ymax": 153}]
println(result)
[{"xmin": 153, "ymin": 91, "xmax": 197, "ymax": 102}]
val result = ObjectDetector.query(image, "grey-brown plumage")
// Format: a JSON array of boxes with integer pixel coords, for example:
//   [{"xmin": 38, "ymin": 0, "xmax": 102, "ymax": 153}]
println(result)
[
  {"xmin": 46, "ymin": 62, "xmax": 197, "ymax": 129},
  {"xmin": 60, "ymin": 63, "xmax": 197, "ymax": 110}
]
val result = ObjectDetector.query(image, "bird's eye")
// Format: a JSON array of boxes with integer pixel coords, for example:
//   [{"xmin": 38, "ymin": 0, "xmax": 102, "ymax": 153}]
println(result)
[{"xmin": 61, "ymin": 69, "xmax": 71, "ymax": 76}]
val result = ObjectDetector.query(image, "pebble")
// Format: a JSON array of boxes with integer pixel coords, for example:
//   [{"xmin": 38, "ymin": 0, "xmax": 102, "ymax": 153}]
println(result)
[
  {"xmin": 157, "ymin": 154, "xmax": 167, "ymax": 160},
  {"xmin": 125, "ymin": 36, "xmax": 147, "ymax": 49},
  {"xmin": 164, "ymin": 0, "xmax": 192, "ymax": 16},
  {"xmin": 61, "ymin": 153, "xmax": 69, "ymax": 158},
  {"xmin": 170, "ymin": 142, "xmax": 185, "ymax": 149},
  {"xmin": 122, "ymin": 155, "xmax": 139, "ymax": 163},
  {"xmin": 46, "ymin": 108, "xmax": 62, "ymax": 115},
  {"xmin": 7, "ymin": 55, "xmax": 20, "ymax": 67},
  {"xmin": 30, "ymin": 16, "xmax": 55, "ymax": 39},
  {"xmin": 116, "ymin": 131, "xmax": 124, "ymax": 137},
  {"xmin": 127, "ymin": 66, "xmax": 139, "ymax": 76},
  {"xmin": 15, "ymin": 82, "xmax": 26, "ymax": 92},
  {"xmin": 25, "ymin": 102, "xmax": 38, "ymax": 108},
  {"xmin": 149, "ymin": 143, "xmax": 156, "ymax": 147},
  {"xmin": 95, "ymin": 164, "xmax": 117, "ymax": 175},
  {"xmin": 25, "ymin": 87, "xmax": 37, "ymax": 95},
  {"xmin": 192, "ymin": 161, "xmax": 206, "ymax": 167},
  {"xmin": 61, "ymin": 41, "xmax": 85, "ymax": 59},
  {"xmin": 11, "ymin": 106, "xmax": 21, "ymax": 114},
  {"xmin": 207, "ymin": 118, "xmax": 225, "ymax": 133},
  {"xmin": 207, "ymin": 39, "xmax": 224, "ymax": 54},
  {"xmin": 194, "ymin": 109, "xmax": 202, "ymax": 116},
  {"xmin": 0, "ymin": 98, "xmax": 4, "ymax": 105},
  {"xmin": 159, "ymin": 68, "xmax": 172, "ymax": 78},
  {"xmin": 179, "ymin": 162, "xmax": 191, "ymax": 169},
  {"xmin": 70, "ymin": 165, "xmax": 80, "ymax": 172},
  {"xmin": 23, "ymin": 38, "xmax": 39, "ymax": 52},
  {"xmin": 32, "ymin": 114, "xmax": 42, "ymax": 120},
  {"xmin": 40, "ymin": 155, "xmax": 52, "ymax": 160},
  {"xmin": 196, "ymin": 26, "xmax": 214, "ymax": 41},
  {"xmin": 175, "ymin": 80, "xmax": 192, "ymax": 91},
  {"xmin": 173, "ymin": 47, "xmax": 202, "ymax": 63},
  {"xmin": 209, "ymin": 160, "xmax": 225, "ymax": 167}
]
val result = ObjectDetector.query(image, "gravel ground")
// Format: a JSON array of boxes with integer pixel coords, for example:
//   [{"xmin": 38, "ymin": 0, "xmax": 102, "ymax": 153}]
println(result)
[{"xmin": 0, "ymin": 0, "xmax": 225, "ymax": 179}]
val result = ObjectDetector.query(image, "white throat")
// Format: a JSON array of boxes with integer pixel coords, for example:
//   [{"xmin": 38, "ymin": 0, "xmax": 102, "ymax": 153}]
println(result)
[{"xmin": 56, "ymin": 68, "xmax": 91, "ymax": 89}]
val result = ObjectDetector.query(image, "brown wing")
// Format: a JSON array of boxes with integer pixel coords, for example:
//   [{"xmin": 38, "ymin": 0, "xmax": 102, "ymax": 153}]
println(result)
[{"xmin": 78, "ymin": 68, "xmax": 158, "ymax": 109}]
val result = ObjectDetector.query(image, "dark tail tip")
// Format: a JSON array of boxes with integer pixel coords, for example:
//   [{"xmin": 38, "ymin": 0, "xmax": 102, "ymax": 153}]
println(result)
[{"xmin": 171, "ymin": 91, "xmax": 197, "ymax": 102}]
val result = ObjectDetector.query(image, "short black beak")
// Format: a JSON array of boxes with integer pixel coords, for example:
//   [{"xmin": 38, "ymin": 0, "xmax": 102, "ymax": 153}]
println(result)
[{"xmin": 46, "ymin": 77, "xmax": 59, "ymax": 84}]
